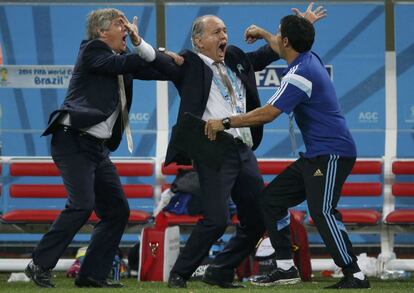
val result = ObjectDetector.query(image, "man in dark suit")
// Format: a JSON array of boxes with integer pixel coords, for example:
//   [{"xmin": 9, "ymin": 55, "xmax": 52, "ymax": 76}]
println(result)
[
  {"xmin": 24, "ymin": 8, "xmax": 168, "ymax": 288},
  {"xmin": 153, "ymin": 16, "xmax": 276, "ymax": 289},
  {"xmin": 152, "ymin": 6, "xmax": 325, "ymax": 288}
]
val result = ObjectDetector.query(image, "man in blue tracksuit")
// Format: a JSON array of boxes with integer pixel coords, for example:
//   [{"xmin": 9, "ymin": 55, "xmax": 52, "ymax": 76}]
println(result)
[{"xmin": 205, "ymin": 15, "xmax": 370, "ymax": 289}]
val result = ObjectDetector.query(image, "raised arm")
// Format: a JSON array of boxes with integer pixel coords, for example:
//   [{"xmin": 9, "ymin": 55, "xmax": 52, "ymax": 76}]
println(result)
[
  {"xmin": 150, "ymin": 51, "xmax": 185, "ymax": 83},
  {"xmin": 123, "ymin": 15, "xmax": 184, "ymax": 81},
  {"xmin": 245, "ymin": 26, "xmax": 279, "ymax": 55},
  {"xmin": 245, "ymin": 44, "xmax": 280, "ymax": 72},
  {"xmin": 244, "ymin": 2, "xmax": 327, "ymax": 55}
]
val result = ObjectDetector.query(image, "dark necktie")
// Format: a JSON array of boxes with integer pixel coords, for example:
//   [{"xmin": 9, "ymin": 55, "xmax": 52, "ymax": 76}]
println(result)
[{"xmin": 118, "ymin": 75, "xmax": 133, "ymax": 154}]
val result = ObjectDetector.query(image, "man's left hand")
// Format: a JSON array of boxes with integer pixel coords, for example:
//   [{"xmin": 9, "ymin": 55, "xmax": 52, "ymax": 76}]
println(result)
[
  {"xmin": 244, "ymin": 25, "xmax": 267, "ymax": 44},
  {"xmin": 164, "ymin": 50, "xmax": 184, "ymax": 65},
  {"xmin": 292, "ymin": 2, "xmax": 327, "ymax": 24},
  {"xmin": 205, "ymin": 119, "xmax": 225, "ymax": 141}
]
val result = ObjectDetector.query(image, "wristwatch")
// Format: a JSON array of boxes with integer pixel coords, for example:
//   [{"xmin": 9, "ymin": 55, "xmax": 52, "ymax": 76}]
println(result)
[{"xmin": 222, "ymin": 117, "xmax": 231, "ymax": 130}]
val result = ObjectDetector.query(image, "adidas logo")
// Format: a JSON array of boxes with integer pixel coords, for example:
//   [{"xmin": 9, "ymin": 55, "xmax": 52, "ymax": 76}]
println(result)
[{"xmin": 313, "ymin": 169, "xmax": 324, "ymax": 176}]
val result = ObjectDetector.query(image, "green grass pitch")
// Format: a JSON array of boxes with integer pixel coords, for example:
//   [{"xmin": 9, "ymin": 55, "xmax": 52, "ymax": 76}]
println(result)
[{"xmin": 1, "ymin": 272, "xmax": 414, "ymax": 292}]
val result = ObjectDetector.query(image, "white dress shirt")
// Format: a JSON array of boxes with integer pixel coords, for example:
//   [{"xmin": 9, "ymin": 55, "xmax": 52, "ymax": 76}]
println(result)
[{"xmin": 198, "ymin": 53, "xmax": 252, "ymax": 146}]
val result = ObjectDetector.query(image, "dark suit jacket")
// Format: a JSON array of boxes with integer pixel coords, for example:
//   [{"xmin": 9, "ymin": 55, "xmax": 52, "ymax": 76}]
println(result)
[
  {"xmin": 152, "ymin": 45, "xmax": 279, "ymax": 166},
  {"xmin": 42, "ymin": 39, "xmax": 165, "ymax": 151}
]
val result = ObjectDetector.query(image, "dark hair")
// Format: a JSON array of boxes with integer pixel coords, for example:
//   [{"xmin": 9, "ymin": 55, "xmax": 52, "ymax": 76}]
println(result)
[{"xmin": 280, "ymin": 15, "xmax": 315, "ymax": 53}]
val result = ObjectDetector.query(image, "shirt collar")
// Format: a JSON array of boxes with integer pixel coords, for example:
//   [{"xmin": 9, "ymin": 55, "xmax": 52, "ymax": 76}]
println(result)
[
  {"xmin": 197, "ymin": 52, "xmax": 226, "ymax": 67},
  {"xmin": 282, "ymin": 51, "xmax": 310, "ymax": 75}
]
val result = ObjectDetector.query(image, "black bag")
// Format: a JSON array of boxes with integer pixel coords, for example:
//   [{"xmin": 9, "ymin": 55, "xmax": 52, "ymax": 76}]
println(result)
[
  {"xmin": 170, "ymin": 169, "xmax": 202, "ymax": 215},
  {"xmin": 171, "ymin": 169, "xmax": 201, "ymax": 197}
]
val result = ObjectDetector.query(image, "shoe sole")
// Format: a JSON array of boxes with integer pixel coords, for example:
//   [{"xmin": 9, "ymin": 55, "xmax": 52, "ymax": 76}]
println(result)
[
  {"xmin": 202, "ymin": 278, "xmax": 217, "ymax": 287},
  {"xmin": 167, "ymin": 284, "xmax": 187, "ymax": 288},
  {"xmin": 203, "ymin": 279, "xmax": 246, "ymax": 289},
  {"xmin": 251, "ymin": 277, "xmax": 301, "ymax": 287},
  {"xmin": 75, "ymin": 283, "xmax": 98, "ymax": 288},
  {"xmin": 25, "ymin": 267, "xmax": 55, "ymax": 288},
  {"xmin": 324, "ymin": 284, "xmax": 371, "ymax": 289}
]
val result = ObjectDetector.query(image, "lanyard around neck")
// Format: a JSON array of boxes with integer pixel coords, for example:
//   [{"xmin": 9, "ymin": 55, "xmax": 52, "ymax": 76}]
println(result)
[{"xmin": 212, "ymin": 64, "xmax": 243, "ymax": 113}]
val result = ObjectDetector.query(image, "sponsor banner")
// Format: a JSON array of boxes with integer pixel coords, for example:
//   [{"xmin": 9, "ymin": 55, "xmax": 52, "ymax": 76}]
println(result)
[
  {"xmin": 129, "ymin": 111, "xmax": 151, "ymax": 124},
  {"xmin": 0, "ymin": 64, "xmax": 333, "ymax": 90},
  {"xmin": 0, "ymin": 65, "xmax": 73, "ymax": 88},
  {"xmin": 256, "ymin": 65, "xmax": 333, "ymax": 89},
  {"xmin": 358, "ymin": 111, "xmax": 379, "ymax": 124}
]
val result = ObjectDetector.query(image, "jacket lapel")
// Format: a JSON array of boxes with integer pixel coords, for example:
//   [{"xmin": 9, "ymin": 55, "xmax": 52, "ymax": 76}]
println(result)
[
  {"xmin": 202, "ymin": 63, "xmax": 213, "ymax": 111},
  {"xmin": 226, "ymin": 57, "xmax": 250, "ymax": 89}
]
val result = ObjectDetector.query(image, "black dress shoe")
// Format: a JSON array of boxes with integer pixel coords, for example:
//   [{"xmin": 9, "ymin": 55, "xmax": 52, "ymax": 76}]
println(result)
[
  {"xmin": 202, "ymin": 265, "xmax": 246, "ymax": 289},
  {"xmin": 203, "ymin": 277, "xmax": 246, "ymax": 289},
  {"xmin": 324, "ymin": 275, "xmax": 370, "ymax": 289},
  {"xmin": 168, "ymin": 273, "xmax": 187, "ymax": 288},
  {"xmin": 75, "ymin": 275, "xmax": 124, "ymax": 288},
  {"xmin": 25, "ymin": 260, "xmax": 55, "ymax": 288}
]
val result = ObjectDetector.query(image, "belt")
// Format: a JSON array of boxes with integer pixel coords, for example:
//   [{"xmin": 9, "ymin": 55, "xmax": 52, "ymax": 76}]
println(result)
[{"xmin": 59, "ymin": 125, "xmax": 107, "ymax": 145}]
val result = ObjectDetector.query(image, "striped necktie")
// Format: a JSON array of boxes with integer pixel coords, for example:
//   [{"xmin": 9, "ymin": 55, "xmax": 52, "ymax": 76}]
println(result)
[
  {"xmin": 213, "ymin": 62, "xmax": 238, "ymax": 107},
  {"xmin": 213, "ymin": 62, "xmax": 253, "ymax": 148}
]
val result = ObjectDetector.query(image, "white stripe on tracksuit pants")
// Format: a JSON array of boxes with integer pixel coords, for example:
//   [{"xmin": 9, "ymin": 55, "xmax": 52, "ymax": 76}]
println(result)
[
  {"xmin": 323, "ymin": 155, "xmax": 353, "ymax": 265},
  {"xmin": 259, "ymin": 154, "xmax": 360, "ymax": 275}
]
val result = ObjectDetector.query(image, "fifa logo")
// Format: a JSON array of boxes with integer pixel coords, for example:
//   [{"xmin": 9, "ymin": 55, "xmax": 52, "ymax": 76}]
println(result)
[
  {"xmin": 0, "ymin": 67, "xmax": 7, "ymax": 82},
  {"xmin": 255, "ymin": 65, "xmax": 333, "ymax": 89}
]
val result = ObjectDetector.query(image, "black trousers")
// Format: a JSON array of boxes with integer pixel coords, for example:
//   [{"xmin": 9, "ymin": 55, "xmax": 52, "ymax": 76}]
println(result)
[
  {"xmin": 32, "ymin": 126, "xmax": 130, "ymax": 280},
  {"xmin": 259, "ymin": 155, "xmax": 360, "ymax": 275},
  {"xmin": 170, "ymin": 142, "xmax": 265, "ymax": 279}
]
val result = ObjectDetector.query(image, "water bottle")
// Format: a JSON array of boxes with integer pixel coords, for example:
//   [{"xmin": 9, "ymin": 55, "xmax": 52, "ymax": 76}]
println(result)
[
  {"xmin": 380, "ymin": 269, "xmax": 411, "ymax": 280},
  {"xmin": 209, "ymin": 239, "xmax": 225, "ymax": 258},
  {"xmin": 111, "ymin": 254, "xmax": 121, "ymax": 282}
]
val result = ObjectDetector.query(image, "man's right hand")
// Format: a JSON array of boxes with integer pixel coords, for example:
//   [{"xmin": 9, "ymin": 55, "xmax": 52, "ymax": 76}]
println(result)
[{"xmin": 121, "ymin": 15, "xmax": 141, "ymax": 46}]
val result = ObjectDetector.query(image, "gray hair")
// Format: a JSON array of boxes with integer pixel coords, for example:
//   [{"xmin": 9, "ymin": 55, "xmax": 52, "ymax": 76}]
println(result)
[
  {"xmin": 191, "ymin": 15, "xmax": 215, "ymax": 52},
  {"xmin": 86, "ymin": 8, "xmax": 123, "ymax": 40}
]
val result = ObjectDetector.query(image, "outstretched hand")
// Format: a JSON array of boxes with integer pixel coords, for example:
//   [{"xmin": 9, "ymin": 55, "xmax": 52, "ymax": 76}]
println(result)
[
  {"xmin": 292, "ymin": 2, "xmax": 327, "ymax": 24},
  {"xmin": 164, "ymin": 50, "xmax": 184, "ymax": 66},
  {"xmin": 121, "ymin": 15, "xmax": 141, "ymax": 46}
]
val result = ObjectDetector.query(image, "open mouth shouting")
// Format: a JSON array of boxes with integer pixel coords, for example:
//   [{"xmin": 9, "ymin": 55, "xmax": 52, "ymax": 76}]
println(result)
[
  {"xmin": 121, "ymin": 34, "xmax": 127, "ymax": 49},
  {"xmin": 218, "ymin": 41, "xmax": 227, "ymax": 58}
]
